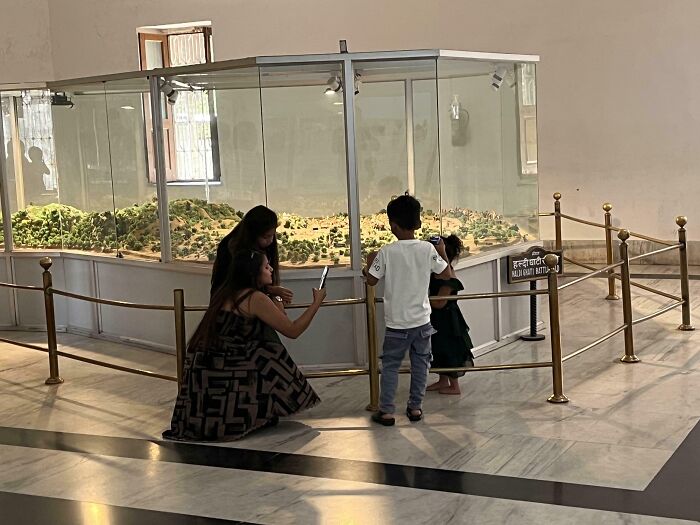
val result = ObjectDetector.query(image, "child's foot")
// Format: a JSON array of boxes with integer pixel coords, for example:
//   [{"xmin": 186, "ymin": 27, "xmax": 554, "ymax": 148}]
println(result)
[
  {"xmin": 439, "ymin": 385, "xmax": 461, "ymax": 395},
  {"xmin": 427, "ymin": 378, "xmax": 449, "ymax": 391}
]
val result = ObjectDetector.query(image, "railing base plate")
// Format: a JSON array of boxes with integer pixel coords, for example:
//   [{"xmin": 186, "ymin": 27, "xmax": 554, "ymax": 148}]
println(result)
[
  {"xmin": 547, "ymin": 394, "xmax": 569, "ymax": 403},
  {"xmin": 45, "ymin": 377, "xmax": 64, "ymax": 385},
  {"xmin": 678, "ymin": 324, "xmax": 695, "ymax": 331},
  {"xmin": 365, "ymin": 404, "xmax": 378, "ymax": 412},
  {"xmin": 605, "ymin": 294, "xmax": 620, "ymax": 301},
  {"xmin": 620, "ymin": 355, "xmax": 640, "ymax": 363},
  {"xmin": 521, "ymin": 334, "xmax": 545, "ymax": 341}
]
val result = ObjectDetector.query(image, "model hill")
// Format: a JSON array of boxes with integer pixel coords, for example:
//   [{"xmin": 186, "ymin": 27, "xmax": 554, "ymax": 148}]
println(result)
[{"xmin": 3, "ymin": 198, "xmax": 526, "ymax": 264}]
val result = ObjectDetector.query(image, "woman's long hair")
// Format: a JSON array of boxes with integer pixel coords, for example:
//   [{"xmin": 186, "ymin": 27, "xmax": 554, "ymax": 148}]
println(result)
[
  {"xmin": 191, "ymin": 250, "xmax": 267, "ymax": 351},
  {"xmin": 211, "ymin": 205, "xmax": 279, "ymax": 295}
]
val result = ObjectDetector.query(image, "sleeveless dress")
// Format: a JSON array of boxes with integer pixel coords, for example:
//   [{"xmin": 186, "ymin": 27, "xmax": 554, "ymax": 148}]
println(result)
[
  {"xmin": 163, "ymin": 310, "xmax": 320, "ymax": 441},
  {"xmin": 429, "ymin": 276, "xmax": 475, "ymax": 378}
]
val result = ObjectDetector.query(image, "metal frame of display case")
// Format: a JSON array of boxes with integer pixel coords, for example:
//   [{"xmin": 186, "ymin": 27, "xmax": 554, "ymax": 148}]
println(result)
[{"xmin": 1, "ymin": 49, "xmax": 540, "ymax": 271}]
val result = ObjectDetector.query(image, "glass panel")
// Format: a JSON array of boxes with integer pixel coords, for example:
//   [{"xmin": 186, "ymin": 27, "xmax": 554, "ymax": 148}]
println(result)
[
  {"xmin": 503, "ymin": 63, "xmax": 539, "ymax": 242},
  {"xmin": 0, "ymin": 95, "xmax": 9, "ymax": 248},
  {"xmin": 437, "ymin": 58, "xmax": 537, "ymax": 257},
  {"xmin": 51, "ymin": 84, "xmax": 118, "ymax": 254},
  {"xmin": 3, "ymin": 90, "xmax": 63, "ymax": 250},
  {"xmin": 260, "ymin": 63, "xmax": 350, "ymax": 268},
  {"xmin": 103, "ymin": 78, "xmax": 160, "ymax": 260},
  {"xmin": 354, "ymin": 59, "xmax": 440, "ymax": 259},
  {"xmin": 166, "ymin": 67, "xmax": 265, "ymax": 262}
]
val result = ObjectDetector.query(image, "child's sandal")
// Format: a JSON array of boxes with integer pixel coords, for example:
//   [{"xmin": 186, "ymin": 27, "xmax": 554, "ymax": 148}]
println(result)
[
  {"xmin": 406, "ymin": 406, "xmax": 423, "ymax": 422},
  {"xmin": 371, "ymin": 411, "xmax": 396, "ymax": 426}
]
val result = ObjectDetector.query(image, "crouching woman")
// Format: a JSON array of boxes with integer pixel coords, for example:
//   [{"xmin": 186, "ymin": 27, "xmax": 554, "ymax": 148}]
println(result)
[{"xmin": 163, "ymin": 250, "xmax": 325, "ymax": 441}]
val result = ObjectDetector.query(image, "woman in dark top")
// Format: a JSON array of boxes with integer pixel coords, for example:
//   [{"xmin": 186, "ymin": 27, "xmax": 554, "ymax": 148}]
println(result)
[
  {"xmin": 426, "ymin": 235, "xmax": 475, "ymax": 395},
  {"xmin": 211, "ymin": 205, "xmax": 293, "ymax": 303},
  {"xmin": 164, "ymin": 250, "xmax": 325, "ymax": 441}
]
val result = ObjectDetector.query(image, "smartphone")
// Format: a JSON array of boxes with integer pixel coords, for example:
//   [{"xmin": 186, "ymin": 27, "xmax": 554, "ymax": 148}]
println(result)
[
  {"xmin": 319, "ymin": 266, "xmax": 329, "ymax": 289},
  {"xmin": 429, "ymin": 235, "xmax": 441, "ymax": 245}
]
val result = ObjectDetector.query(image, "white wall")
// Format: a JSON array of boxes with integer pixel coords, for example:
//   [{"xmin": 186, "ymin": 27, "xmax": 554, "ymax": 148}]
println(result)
[{"xmin": 2, "ymin": 0, "xmax": 699, "ymax": 239}]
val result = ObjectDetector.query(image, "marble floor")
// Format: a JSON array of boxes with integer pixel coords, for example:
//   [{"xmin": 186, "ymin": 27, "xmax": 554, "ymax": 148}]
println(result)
[{"xmin": 0, "ymin": 266, "xmax": 699, "ymax": 523}]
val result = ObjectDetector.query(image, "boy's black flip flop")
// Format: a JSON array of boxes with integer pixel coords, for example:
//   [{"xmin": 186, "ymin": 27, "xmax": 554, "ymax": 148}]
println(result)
[
  {"xmin": 406, "ymin": 407, "xmax": 423, "ymax": 422},
  {"xmin": 371, "ymin": 411, "xmax": 395, "ymax": 426}
]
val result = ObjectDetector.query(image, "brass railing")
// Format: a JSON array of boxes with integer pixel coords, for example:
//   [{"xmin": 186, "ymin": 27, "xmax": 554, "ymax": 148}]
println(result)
[
  {"xmin": 0, "ymin": 257, "xmax": 568, "ymax": 409},
  {"xmin": 539, "ymin": 192, "xmax": 694, "ymax": 367},
  {"xmin": 0, "ymin": 195, "xmax": 693, "ymax": 410}
]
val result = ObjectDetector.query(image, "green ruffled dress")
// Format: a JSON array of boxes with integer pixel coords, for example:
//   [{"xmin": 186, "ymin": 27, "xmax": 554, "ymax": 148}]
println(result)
[{"xmin": 429, "ymin": 276, "xmax": 475, "ymax": 378}]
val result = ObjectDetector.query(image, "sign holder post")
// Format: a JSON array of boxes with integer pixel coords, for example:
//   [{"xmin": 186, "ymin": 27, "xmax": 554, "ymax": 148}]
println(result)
[
  {"xmin": 508, "ymin": 246, "xmax": 563, "ymax": 342},
  {"xmin": 521, "ymin": 280, "xmax": 545, "ymax": 341}
]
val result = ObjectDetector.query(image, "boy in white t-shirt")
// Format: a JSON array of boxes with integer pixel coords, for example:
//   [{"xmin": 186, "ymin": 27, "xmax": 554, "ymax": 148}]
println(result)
[{"xmin": 363, "ymin": 194, "xmax": 450, "ymax": 426}]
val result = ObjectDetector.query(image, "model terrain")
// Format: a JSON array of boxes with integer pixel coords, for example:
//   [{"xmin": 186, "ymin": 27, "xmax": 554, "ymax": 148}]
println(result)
[{"xmin": 3, "ymin": 199, "xmax": 530, "ymax": 265}]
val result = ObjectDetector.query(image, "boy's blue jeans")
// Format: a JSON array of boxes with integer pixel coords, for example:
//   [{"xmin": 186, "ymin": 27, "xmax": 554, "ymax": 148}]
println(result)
[{"xmin": 379, "ymin": 323, "xmax": 436, "ymax": 414}]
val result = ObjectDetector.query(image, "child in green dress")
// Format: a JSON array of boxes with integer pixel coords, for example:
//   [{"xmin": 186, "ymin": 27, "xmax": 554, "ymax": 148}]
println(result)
[{"xmin": 426, "ymin": 235, "xmax": 475, "ymax": 395}]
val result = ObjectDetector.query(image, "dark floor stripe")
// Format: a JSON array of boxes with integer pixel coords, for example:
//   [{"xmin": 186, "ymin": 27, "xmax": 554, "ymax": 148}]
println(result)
[
  {"xmin": 0, "ymin": 423, "xmax": 699, "ymax": 521},
  {"xmin": 0, "ymin": 490, "xmax": 255, "ymax": 525}
]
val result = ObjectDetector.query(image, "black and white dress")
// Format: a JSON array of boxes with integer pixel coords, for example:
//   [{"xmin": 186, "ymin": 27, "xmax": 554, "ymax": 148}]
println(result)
[{"xmin": 163, "ymin": 310, "xmax": 320, "ymax": 441}]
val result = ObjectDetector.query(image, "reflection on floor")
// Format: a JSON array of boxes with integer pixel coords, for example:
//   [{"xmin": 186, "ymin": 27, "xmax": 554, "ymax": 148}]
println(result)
[{"xmin": 1, "ymin": 266, "xmax": 699, "ymax": 524}]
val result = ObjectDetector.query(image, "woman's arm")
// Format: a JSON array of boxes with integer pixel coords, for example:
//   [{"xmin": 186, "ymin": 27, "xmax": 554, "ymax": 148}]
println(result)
[{"xmin": 249, "ymin": 290, "xmax": 326, "ymax": 339}]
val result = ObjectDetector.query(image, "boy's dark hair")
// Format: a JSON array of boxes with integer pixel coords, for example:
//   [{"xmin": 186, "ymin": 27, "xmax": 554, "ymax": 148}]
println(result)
[{"xmin": 386, "ymin": 194, "xmax": 422, "ymax": 230}]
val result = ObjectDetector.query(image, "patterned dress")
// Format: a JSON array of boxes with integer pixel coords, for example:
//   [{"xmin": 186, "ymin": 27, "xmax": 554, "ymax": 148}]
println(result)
[
  {"xmin": 163, "ymin": 310, "xmax": 320, "ymax": 441},
  {"xmin": 429, "ymin": 276, "xmax": 475, "ymax": 378}
]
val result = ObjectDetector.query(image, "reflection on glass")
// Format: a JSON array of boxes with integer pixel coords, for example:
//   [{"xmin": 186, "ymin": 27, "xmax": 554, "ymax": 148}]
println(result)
[
  {"xmin": 437, "ymin": 59, "xmax": 538, "ymax": 257},
  {"xmin": 104, "ymin": 79, "xmax": 159, "ymax": 259},
  {"xmin": 166, "ymin": 67, "xmax": 266, "ymax": 262},
  {"xmin": 52, "ymin": 84, "xmax": 118, "ymax": 253},
  {"xmin": 2, "ymin": 90, "xmax": 63, "ymax": 250},
  {"xmin": 260, "ymin": 64, "xmax": 350, "ymax": 267},
  {"xmin": 355, "ymin": 59, "xmax": 441, "ymax": 260}
]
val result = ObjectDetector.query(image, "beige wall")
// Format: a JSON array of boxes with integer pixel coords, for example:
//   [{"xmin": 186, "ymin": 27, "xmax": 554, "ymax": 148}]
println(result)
[
  {"xmin": 2, "ymin": 0, "xmax": 699, "ymax": 239},
  {"xmin": 0, "ymin": 0, "xmax": 53, "ymax": 82}
]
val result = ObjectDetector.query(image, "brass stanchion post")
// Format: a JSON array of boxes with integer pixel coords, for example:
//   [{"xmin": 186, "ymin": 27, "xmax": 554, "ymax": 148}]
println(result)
[
  {"xmin": 603, "ymin": 203, "xmax": 619, "ymax": 300},
  {"xmin": 545, "ymin": 254, "xmax": 568, "ymax": 403},
  {"xmin": 676, "ymin": 216, "xmax": 694, "ymax": 331},
  {"xmin": 364, "ymin": 282, "xmax": 380, "ymax": 411},
  {"xmin": 554, "ymin": 193, "xmax": 562, "ymax": 251},
  {"xmin": 173, "ymin": 289, "xmax": 186, "ymax": 385},
  {"xmin": 618, "ymin": 230, "xmax": 639, "ymax": 363},
  {"xmin": 40, "ymin": 257, "xmax": 63, "ymax": 385}
]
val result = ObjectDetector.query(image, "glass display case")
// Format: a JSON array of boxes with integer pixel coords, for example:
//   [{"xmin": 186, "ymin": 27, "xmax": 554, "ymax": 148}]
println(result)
[{"xmin": 0, "ymin": 50, "xmax": 539, "ymax": 269}]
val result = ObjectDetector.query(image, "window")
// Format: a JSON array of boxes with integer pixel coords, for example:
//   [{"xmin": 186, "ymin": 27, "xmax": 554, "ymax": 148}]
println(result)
[
  {"xmin": 518, "ymin": 63, "xmax": 537, "ymax": 176},
  {"xmin": 138, "ymin": 24, "xmax": 219, "ymax": 183}
]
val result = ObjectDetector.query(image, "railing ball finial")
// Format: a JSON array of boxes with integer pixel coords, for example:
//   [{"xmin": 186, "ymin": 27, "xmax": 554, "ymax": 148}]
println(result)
[
  {"xmin": 603, "ymin": 202, "xmax": 613, "ymax": 212},
  {"xmin": 544, "ymin": 253, "xmax": 559, "ymax": 269},
  {"xmin": 676, "ymin": 216, "xmax": 688, "ymax": 228},
  {"xmin": 39, "ymin": 257, "xmax": 53, "ymax": 271},
  {"xmin": 553, "ymin": 192, "xmax": 562, "ymax": 201},
  {"xmin": 617, "ymin": 229, "xmax": 630, "ymax": 242}
]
